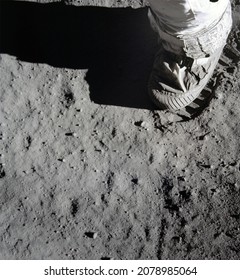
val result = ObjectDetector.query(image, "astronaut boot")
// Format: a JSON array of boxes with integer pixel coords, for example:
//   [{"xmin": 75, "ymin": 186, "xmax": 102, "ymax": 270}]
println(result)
[{"xmin": 148, "ymin": 1, "xmax": 232, "ymax": 111}]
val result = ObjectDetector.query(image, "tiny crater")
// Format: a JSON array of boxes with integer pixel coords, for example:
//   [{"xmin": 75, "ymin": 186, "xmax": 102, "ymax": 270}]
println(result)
[
  {"xmin": 101, "ymin": 194, "xmax": 108, "ymax": 205},
  {"xmin": 25, "ymin": 135, "xmax": 32, "ymax": 150},
  {"xmin": 61, "ymin": 90, "xmax": 75, "ymax": 109},
  {"xmin": 0, "ymin": 163, "xmax": 6, "ymax": 178},
  {"xmin": 197, "ymin": 162, "xmax": 211, "ymax": 169},
  {"xmin": 177, "ymin": 176, "xmax": 185, "ymax": 182},
  {"xmin": 131, "ymin": 178, "xmax": 138, "ymax": 185},
  {"xmin": 134, "ymin": 121, "xmax": 143, "ymax": 127},
  {"xmin": 106, "ymin": 172, "xmax": 115, "ymax": 194},
  {"xmin": 162, "ymin": 177, "xmax": 174, "ymax": 196},
  {"xmin": 84, "ymin": 232, "xmax": 97, "ymax": 239},
  {"xmin": 145, "ymin": 227, "xmax": 150, "ymax": 241},
  {"xmin": 106, "ymin": 171, "xmax": 114, "ymax": 186},
  {"xmin": 111, "ymin": 128, "xmax": 116, "ymax": 138},
  {"xmin": 213, "ymin": 232, "xmax": 221, "ymax": 239},
  {"xmin": 149, "ymin": 154, "xmax": 154, "ymax": 164},
  {"xmin": 70, "ymin": 199, "xmax": 79, "ymax": 217},
  {"xmin": 171, "ymin": 236, "xmax": 181, "ymax": 244},
  {"xmin": 65, "ymin": 132, "xmax": 74, "ymax": 136}
]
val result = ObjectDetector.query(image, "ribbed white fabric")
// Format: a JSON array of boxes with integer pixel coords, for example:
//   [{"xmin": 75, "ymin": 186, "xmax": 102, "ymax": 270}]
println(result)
[{"xmin": 148, "ymin": 0, "xmax": 230, "ymax": 35}]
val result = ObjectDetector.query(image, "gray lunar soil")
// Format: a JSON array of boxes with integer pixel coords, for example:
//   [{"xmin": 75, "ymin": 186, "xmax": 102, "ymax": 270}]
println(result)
[{"xmin": 0, "ymin": 0, "xmax": 240, "ymax": 260}]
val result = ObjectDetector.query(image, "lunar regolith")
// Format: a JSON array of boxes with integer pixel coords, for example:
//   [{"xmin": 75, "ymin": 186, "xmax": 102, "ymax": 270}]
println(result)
[{"xmin": 0, "ymin": 0, "xmax": 240, "ymax": 259}]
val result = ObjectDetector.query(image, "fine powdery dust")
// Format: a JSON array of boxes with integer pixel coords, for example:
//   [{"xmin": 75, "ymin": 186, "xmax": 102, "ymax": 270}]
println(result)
[{"xmin": 0, "ymin": 0, "xmax": 240, "ymax": 260}]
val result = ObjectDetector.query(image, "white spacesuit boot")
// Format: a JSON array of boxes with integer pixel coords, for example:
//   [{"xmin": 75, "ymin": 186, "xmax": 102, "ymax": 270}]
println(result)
[{"xmin": 148, "ymin": 0, "xmax": 232, "ymax": 110}]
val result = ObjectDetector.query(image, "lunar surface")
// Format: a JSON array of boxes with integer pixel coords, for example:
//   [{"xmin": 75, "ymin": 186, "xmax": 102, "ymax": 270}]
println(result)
[{"xmin": 0, "ymin": 0, "xmax": 240, "ymax": 259}]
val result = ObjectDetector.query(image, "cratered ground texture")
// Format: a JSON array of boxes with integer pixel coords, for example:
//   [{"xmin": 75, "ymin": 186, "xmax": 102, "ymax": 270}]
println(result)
[{"xmin": 0, "ymin": 0, "xmax": 240, "ymax": 259}]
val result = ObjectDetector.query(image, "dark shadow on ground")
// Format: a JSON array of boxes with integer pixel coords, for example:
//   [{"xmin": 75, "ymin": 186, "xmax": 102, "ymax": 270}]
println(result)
[{"xmin": 0, "ymin": 1, "xmax": 158, "ymax": 110}]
